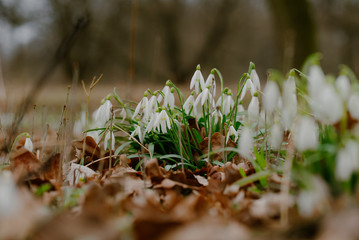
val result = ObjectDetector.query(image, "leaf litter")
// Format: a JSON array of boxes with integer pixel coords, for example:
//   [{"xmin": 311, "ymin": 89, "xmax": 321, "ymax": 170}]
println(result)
[{"xmin": 0, "ymin": 131, "xmax": 356, "ymax": 240}]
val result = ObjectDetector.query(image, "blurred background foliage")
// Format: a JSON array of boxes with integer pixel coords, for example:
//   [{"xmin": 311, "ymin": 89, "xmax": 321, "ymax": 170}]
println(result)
[{"xmin": 0, "ymin": 0, "xmax": 358, "ymax": 86}]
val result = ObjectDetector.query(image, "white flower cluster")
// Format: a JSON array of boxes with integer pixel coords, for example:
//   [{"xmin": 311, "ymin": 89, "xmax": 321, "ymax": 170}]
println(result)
[{"xmin": 80, "ymin": 63, "xmax": 359, "ymax": 183}]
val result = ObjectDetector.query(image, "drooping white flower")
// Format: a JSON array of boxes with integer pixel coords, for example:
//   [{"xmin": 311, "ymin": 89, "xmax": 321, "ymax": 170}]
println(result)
[
  {"xmin": 104, "ymin": 131, "xmax": 115, "ymax": 151},
  {"xmin": 24, "ymin": 135, "xmax": 33, "ymax": 152},
  {"xmin": 157, "ymin": 85, "xmax": 170, "ymax": 103},
  {"xmin": 147, "ymin": 95, "xmax": 158, "ymax": 113},
  {"xmin": 163, "ymin": 88, "xmax": 175, "ymax": 110},
  {"xmin": 335, "ymin": 75, "xmax": 351, "ymax": 101},
  {"xmin": 154, "ymin": 110, "xmax": 171, "ymax": 133},
  {"xmin": 239, "ymin": 78, "xmax": 256, "ymax": 101},
  {"xmin": 250, "ymin": 69, "xmax": 261, "ymax": 91},
  {"xmin": 226, "ymin": 125, "xmax": 238, "ymax": 143},
  {"xmin": 145, "ymin": 112, "xmax": 159, "ymax": 133},
  {"xmin": 183, "ymin": 94, "xmax": 195, "ymax": 115},
  {"xmin": 130, "ymin": 125, "xmax": 143, "ymax": 143},
  {"xmin": 93, "ymin": 100, "xmax": 112, "ymax": 127},
  {"xmin": 194, "ymin": 88, "xmax": 215, "ymax": 108},
  {"xmin": 309, "ymin": 83, "xmax": 343, "ymax": 124},
  {"xmin": 132, "ymin": 97, "xmax": 149, "ymax": 120},
  {"xmin": 348, "ymin": 92, "xmax": 359, "ymax": 120},
  {"xmin": 294, "ymin": 116, "xmax": 318, "ymax": 152},
  {"xmin": 216, "ymin": 93, "xmax": 234, "ymax": 115},
  {"xmin": 263, "ymin": 81, "xmax": 280, "ymax": 114},
  {"xmin": 119, "ymin": 108, "xmax": 127, "ymax": 123},
  {"xmin": 335, "ymin": 140, "xmax": 359, "ymax": 181},
  {"xmin": 307, "ymin": 65, "xmax": 326, "ymax": 97},
  {"xmin": 205, "ymin": 72, "xmax": 216, "ymax": 97},
  {"xmin": 248, "ymin": 96, "xmax": 259, "ymax": 123},
  {"xmin": 190, "ymin": 66, "xmax": 205, "ymax": 94},
  {"xmin": 269, "ymin": 124, "xmax": 283, "ymax": 150},
  {"xmin": 238, "ymin": 126, "xmax": 253, "ymax": 159},
  {"xmin": 211, "ymin": 108, "xmax": 223, "ymax": 125}
]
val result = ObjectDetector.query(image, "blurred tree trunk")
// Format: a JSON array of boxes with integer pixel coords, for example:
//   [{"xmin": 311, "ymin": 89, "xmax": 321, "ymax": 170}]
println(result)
[
  {"xmin": 268, "ymin": 0, "xmax": 317, "ymax": 71},
  {"xmin": 157, "ymin": 0, "xmax": 238, "ymax": 83}
]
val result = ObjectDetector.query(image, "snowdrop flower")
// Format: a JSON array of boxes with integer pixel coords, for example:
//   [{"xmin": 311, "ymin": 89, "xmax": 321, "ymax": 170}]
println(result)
[
  {"xmin": 248, "ymin": 95, "xmax": 259, "ymax": 123},
  {"xmin": 335, "ymin": 75, "xmax": 351, "ymax": 101},
  {"xmin": 269, "ymin": 124, "xmax": 283, "ymax": 150},
  {"xmin": 307, "ymin": 65, "xmax": 326, "ymax": 97},
  {"xmin": 194, "ymin": 87, "xmax": 215, "ymax": 109},
  {"xmin": 132, "ymin": 96, "xmax": 149, "ymax": 120},
  {"xmin": 93, "ymin": 100, "xmax": 112, "ymax": 127},
  {"xmin": 348, "ymin": 92, "xmax": 359, "ymax": 120},
  {"xmin": 205, "ymin": 71, "xmax": 216, "ymax": 97},
  {"xmin": 119, "ymin": 108, "xmax": 127, "ymax": 123},
  {"xmin": 294, "ymin": 116, "xmax": 318, "ymax": 152},
  {"xmin": 163, "ymin": 88, "xmax": 175, "ymax": 110},
  {"xmin": 216, "ymin": 91, "xmax": 234, "ymax": 115},
  {"xmin": 24, "ymin": 135, "xmax": 33, "ymax": 152},
  {"xmin": 154, "ymin": 110, "xmax": 171, "ymax": 133},
  {"xmin": 183, "ymin": 93, "xmax": 195, "ymax": 115},
  {"xmin": 281, "ymin": 76, "xmax": 297, "ymax": 130},
  {"xmin": 147, "ymin": 95, "xmax": 158, "ymax": 113},
  {"xmin": 238, "ymin": 126, "xmax": 253, "ymax": 159},
  {"xmin": 157, "ymin": 85, "xmax": 170, "ymax": 103},
  {"xmin": 145, "ymin": 112, "xmax": 159, "ymax": 133},
  {"xmin": 190, "ymin": 65, "xmax": 205, "ymax": 94},
  {"xmin": 239, "ymin": 78, "xmax": 256, "ymax": 101},
  {"xmin": 310, "ymin": 83, "xmax": 343, "ymax": 124},
  {"xmin": 130, "ymin": 125, "xmax": 143, "ymax": 143},
  {"xmin": 211, "ymin": 108, "xmax": 223, "ymax": 125},
  {"xmin": 226, "ymin": 125, "xmax": 238, "ymax": 143},
  {"xmin": 104, "ymin": 131, "xmax": 115, "ymax": 151},
  {"xmin": 250, "ymin": 69, "xmax": 261, "ymax": 91},
  {"xmin": 263, "ymin": 81, "xmax": 280, "ymax": 114},
  {"xmin": 336, "ymin": 140, "xmax": 359, "ymax": 181}
]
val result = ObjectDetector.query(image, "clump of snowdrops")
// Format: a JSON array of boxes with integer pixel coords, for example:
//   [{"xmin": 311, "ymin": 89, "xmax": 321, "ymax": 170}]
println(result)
[{"xmin": 76, "ymin": 55, "xmax": 359, "ymax": 198}]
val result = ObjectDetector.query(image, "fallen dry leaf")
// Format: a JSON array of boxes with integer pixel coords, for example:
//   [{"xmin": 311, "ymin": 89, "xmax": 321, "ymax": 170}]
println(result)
[{"xmin": 63, "ymin": 162, "xmax": 98, "ymax": 186}]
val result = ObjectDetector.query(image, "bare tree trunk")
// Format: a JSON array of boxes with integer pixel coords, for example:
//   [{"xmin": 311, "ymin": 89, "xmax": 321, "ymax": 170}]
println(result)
[
  {"xmin": 267, "ymin": 0, "xmax": 317, "ymax": 71},
  {"xmin": 157, "ymin": 0, "xmax": 238, "ymax": 83}
]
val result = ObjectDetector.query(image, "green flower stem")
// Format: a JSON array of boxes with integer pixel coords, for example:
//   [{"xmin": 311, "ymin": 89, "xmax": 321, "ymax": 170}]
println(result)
[{"xmin": 211, "ymin": 68, "xmax": 224, "ymax": 131}]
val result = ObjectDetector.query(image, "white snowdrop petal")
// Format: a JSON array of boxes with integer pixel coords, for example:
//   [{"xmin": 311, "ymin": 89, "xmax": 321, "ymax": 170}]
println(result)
[
  {"xmin": 24, "ymin": 137, "xmax": 33, "ymax": 152},
  {"xmin": 294, "ymin": 116, "xmax": 318, "ymax": 152},
  {"xmin": 248, "ymin": 96, "xmax": 259, "ymax": 123},
  {"xmin": 308, "ymin": 65, "xmax": 326, "ymax": 97},
  {"xmin": 263, "ymin": 81, "xmax": 280, "ymax": 114},
  {"xmin": 250, "ymin": 69, "xmax": 261, "ymax": 91},
  {"xmin": 335, "ymin": 75, "xmax": 351, "ymax": 101},
  {"xmin": 238, "ymin": 126, "xmax": 253, "ymax": 159}
]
